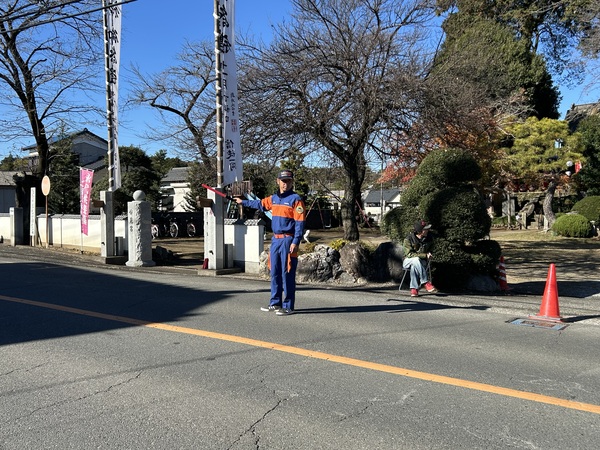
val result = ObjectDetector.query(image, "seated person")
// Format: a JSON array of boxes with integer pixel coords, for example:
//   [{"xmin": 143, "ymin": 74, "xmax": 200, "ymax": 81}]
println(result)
[{"xmin": 402, "ymin": 220, "xmax": 438, "ymax": 297}]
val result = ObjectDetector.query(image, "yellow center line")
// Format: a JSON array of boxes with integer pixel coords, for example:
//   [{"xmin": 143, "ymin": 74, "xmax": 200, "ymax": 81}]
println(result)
[{"xmin": 2, "ymin": 294, "xmax": 600, "ymax": 415}]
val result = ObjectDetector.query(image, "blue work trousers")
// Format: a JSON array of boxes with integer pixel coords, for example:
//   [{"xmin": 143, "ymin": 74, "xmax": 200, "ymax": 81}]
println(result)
[{"xmin": 269, "ymin": 236, "xmax": 298, "ymax": 310}]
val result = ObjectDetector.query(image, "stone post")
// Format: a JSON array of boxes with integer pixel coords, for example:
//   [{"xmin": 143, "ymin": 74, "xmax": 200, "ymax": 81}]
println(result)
[
  {"xmin": 9, "ymin": 207, "xmax": 23, "ymax": 246},
  {"xmin": 126, "ymin": 190, "xmax": 155, "ymax": 267},
  {"xmin": 100, "ymin": 190, "xmax": 114, "ymax": 257},
  {"xmin": 203, "ymin": 189, "xmax": 225, "ymax": 269}
]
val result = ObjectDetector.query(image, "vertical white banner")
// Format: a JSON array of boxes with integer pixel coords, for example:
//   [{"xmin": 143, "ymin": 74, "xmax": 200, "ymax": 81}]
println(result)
[
  {"xmin": 103, "ymin": 0, "xmax": 122, "ymax": 190},
  {"xmin": 80, "ymin": 168, "xmax": 94, "ymax": 236},
  {"xmin": 30, "ymin": 187, "xmax": 36, "ymax": 239},
  {"xmin": 215, "ymin": 0, "xmax": 243, "ymax": 186}
]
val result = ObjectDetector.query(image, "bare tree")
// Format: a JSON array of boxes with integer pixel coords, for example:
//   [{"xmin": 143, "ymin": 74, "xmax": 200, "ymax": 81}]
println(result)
[
  {"xmin": 239, "ymin": 0, "xmax": 437, "ymax": 240},
  {"xmin": 129, "ymin": 41, "xmax": 218, "ymax": 173},
  {"xmin": 577, "ymin": 2, "xmax": 600, "ymax": 95},
  {"xmin": 0, "ymin": 0, "xmax": 104, "ymax": 180},
  {"xmin": 579, "ymin": 2, "xmax": 600, "ymax": 56}
]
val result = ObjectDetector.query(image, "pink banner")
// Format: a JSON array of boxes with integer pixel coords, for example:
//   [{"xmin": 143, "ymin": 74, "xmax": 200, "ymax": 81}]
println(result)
[{"xmin": 80, "ymin": 168, "xmax": 94, "ymax": 235}]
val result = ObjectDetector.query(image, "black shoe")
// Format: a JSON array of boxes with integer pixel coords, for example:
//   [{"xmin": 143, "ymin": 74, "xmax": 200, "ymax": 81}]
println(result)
[{"xmin": 276, "ymin": 308, "xmax": 294, "ymax": 316}]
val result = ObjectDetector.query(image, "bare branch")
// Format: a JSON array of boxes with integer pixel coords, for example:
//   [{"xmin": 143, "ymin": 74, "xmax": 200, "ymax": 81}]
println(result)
[{"xmin": 0, "ymin": 0, "xmax": 104, "ymax": 177}]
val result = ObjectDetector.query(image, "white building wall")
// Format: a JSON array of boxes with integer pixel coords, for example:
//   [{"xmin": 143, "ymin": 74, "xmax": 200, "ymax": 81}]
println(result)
[
  {"xmin": 171, "ymin": 182, "xmax": 190, "ymax": 212},
  {"xmin": 35, "ymin": 215, "xmax": 127, "ymax": 254},
  {"xmin": 0, "ymin": 214, "xmax": 10, "ymax": 240}
]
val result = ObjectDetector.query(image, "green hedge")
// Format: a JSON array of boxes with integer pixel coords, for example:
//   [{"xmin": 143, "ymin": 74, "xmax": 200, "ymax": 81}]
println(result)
[
  {"xmin": 380, "ymin": 207, "xmax": 403, "ymax": 242},
  {"xmin": 571, "ymin": 196, "xmax": 600, "ymax": 223},
  {"xmin": 492, "ymin": 216, "xmax": 517, "ymax": 227},
  {"xmin": 551, "ymin": 213, "xmax": 593, "ymax": 238}
]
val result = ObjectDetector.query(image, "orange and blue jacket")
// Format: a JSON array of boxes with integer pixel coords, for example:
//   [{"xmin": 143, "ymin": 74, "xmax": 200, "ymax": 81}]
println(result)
[{"xmin": 242, "ymin": 191, "xmax": 306, "ymax": 246}]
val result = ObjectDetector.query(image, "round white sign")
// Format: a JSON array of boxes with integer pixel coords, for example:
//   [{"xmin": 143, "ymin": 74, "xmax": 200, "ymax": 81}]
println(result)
[{"xmin": 41, "ymin": 175, "xmax": 51, "ymax": 196}]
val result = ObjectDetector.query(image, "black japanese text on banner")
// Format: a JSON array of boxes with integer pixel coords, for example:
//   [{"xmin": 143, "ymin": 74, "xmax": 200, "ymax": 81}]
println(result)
[
  {"xmin": 215, "ymin": 0, "xmax": 243, "ymax": 186},
  {"xmin": 103, "ymin": 0, "xmax": 122, "ymax": 190}
]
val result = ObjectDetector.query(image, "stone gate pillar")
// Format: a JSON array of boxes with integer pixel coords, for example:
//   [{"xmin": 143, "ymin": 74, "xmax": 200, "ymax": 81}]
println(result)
[{"xmin": 126, "ymin": 190, "xmax": 155, "ymax": 267}]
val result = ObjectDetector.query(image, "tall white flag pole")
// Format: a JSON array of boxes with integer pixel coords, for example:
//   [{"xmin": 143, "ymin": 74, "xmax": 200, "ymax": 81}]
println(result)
[
  {"xmin": 102, "ymin": 0, "xmax": 122, "ymax": 191},
  {"xmin": 214, "ymin": 0, "xmax": 224, "ymax": 188},
  {"xmin": 204, "ymin": 0, "xmax": 239, "ymax": 270},
  {"xmin": 215, "ymin": 0, "xmax": 243, "ymax": 187},
  {"xmin": 101, "ymin": 0, "xmax": 122, "ymax": 258}
]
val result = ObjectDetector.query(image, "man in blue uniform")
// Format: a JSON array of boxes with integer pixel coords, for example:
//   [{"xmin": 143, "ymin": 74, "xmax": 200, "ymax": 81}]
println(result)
[{"xmin": 236, "ymin": 170, "xmax": 306, "ymax": 315}]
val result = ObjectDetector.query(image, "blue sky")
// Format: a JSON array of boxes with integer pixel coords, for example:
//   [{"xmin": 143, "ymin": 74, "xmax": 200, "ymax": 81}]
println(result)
[
  {"xmin": 1, "ymin": 0, "xmax": 597, "ymax": 158},
  {"xmin": 113, "ymin": 0, "xmax": 293, "ymax": 155}
]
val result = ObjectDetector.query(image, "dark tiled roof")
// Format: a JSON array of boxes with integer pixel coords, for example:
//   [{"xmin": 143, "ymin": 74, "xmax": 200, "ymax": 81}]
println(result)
[
  {"xmin": 0, "ymin": 171, "xmax": 21, "ymax": 186},
  {"xmin": 84, "ymin": 158, "xmax": 107, "ymax": 171},
  {"xmin": 565, "ymin": 102, "xmax": 600, "ymax": 130},
  {"xmin": 22, "ymin": 128, "xmax": 107, "ymax": 151},
  {"xmin": 161, "ymin": 167, "xmax": 189, "ymax": 183},
  {"xmin": 364, "ymin": 188, "xmax": 400, "ymax": 203}
]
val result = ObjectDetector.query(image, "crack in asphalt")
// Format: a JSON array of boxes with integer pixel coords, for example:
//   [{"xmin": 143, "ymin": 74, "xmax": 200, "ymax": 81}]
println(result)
[
  {"xmin": 227, "ymin": 397, "xmax": 286, "ymax": 450},
  {"xmin": 1, "ymin": 371, "xmax": 142, "ymax": 426}
]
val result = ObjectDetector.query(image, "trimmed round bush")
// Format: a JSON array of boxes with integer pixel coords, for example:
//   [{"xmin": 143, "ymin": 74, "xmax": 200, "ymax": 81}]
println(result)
[
  {"xmin": 380, "ymin": 206, "xmax": 403, "ymax": 242},
  {"xmin": 551, "ymin": 213, "xmax": 593, "ymax": 238},
  {"xmin": 429, "ymin": 239, "xmax": 474, "ymax": 290},
  {"xmin": 465, "ymin": 240, "xmax": 502, "ymax": 275},
  {"xmin": 380, "ymin": 147, "xmax": 499, "ymax": 291},
  {"xmin": 415, "ymin": 148, "xmax": 482, "ymax": 186},
  {"xmin": 571, "ymin": 196, "xmax": 600, "ymax": 223},
  {"xmin": 421, "ymin": 187, "xmax": 492, "ymax": 244}
]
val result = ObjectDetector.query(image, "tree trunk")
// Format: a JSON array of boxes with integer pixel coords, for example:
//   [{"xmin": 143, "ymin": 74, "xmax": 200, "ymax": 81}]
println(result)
[
  {"xmin": 340, "ymin": 157, "xmax": 365, "ymax": 242},
  {"xmin": 341, "ymin": 198, "xmax": 360, "ymax": 241},
  {"xmin": 543, "ymin": 179, "xmax": 558, "ymax": 229}
]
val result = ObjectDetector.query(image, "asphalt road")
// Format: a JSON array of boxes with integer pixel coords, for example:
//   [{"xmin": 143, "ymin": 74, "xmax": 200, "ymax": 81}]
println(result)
[{"xmin": 1, "ymin": 247, "xmax": 600, "ymax": 449}]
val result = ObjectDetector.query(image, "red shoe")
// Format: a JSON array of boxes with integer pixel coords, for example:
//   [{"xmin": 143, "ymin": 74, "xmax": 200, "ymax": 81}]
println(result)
[
  {"xmin": 410, "ymin": 288, "xmax": 419, "ymax": 297},
  {"xmin": 424, "ymin": 282, "xmax": 438, "ymax": 293}
]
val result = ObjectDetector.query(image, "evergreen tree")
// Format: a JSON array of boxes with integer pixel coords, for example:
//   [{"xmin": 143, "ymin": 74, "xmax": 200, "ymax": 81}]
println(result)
[
  {"xmin": 498, "ymin": 117, "xmax": 584, "ymax": 225},
  {"xmin": 498, "ymin": 117, "xmax": 584, "ymax": 188},
  {"xmin": 433, "ymin": 14, "xmax": 559, "ymax": 119},
  {"xmin": 151, "ymin": 150, "xmax": 188, "ymax": 179},
  {"xmin": 573, "ymin": 116, "xmax": 600, "ymax": 195},
  {"xmin": 183, "ymin": 161, "xmax": 213, "ymax": 212},
  {"xmin": 0, "ymin": 154, "xmax": 28, "ymax": 171},
  {"xmin": 92, "ymin": 146, "xmax": 161, "ymax": 215},
  {"xmin": 436, "ymin": 0, "xmax": 595, "ymax": 80},
  {"xmin": 46, "ymin": 136, "xmax": 79, "ymax": 214}
]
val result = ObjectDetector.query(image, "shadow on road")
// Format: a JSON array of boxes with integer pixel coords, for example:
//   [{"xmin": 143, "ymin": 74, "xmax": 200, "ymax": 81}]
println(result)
[
  {"xmin": 509, "ymin": 280, "xmax": 600, "ymax": 298},
  {"xmin": 0, "ymin": 260, "xmax": 232, "ymax": 346},
  {"xmin": 297, "ymin": 298, "xmax": 489, "ymax": 315}
]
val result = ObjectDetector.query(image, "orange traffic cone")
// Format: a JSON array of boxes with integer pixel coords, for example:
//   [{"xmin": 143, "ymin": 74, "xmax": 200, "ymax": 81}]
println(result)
[
  {"xmin": 530, "ymin": 263, "xmax": 563, "ymax": 322},
  {"xmin": 498, "ymin": 256, "xmax": 509, "ymax": 291}
]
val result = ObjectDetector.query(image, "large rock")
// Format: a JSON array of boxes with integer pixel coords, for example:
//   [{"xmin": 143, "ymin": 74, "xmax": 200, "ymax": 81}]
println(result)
[
  {"xmin": 297, "ymin": 244, "xmax": 343, "ymax": 283},
  {"xmin": 465, "ymin": 274, "xmax": 498, "ymax": 292},
  {"xmin": 259, "ymin": 244, "xmax": 345, "ymax": 283},
  {"xmin": 337, "ymin": 241, "xmax": 405, "ymax": 283},
  {"xmin": 259, "ymin": 240, "xmax": 406, "ymax": 286},
  {"xmin": 369, "ymin": 241, "xmax": 404, "ymax": 282},
  {"xmin": 338, "ymin": 242, "xmax": 371, "ymax": 282}
]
